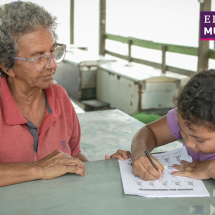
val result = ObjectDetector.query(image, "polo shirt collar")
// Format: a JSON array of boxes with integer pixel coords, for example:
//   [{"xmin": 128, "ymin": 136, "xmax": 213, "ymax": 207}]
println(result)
[
  {"xmin": 0, "ymin": 76, "xmax": 61, "ymax": 126},
  {"xmin": 44, "ymin": 85, "xmax": 61, "ymax": 120}
]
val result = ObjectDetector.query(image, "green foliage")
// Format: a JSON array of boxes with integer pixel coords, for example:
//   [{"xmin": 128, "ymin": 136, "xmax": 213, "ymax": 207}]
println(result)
[{"xmin": 132, "ymin": 112, "xmax": 161, "ymax": 124}]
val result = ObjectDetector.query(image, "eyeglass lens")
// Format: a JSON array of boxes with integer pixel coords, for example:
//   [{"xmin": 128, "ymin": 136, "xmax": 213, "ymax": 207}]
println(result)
[{"xmin": 35, "ymin": 46, "xmax": 66, "ymax": 71}]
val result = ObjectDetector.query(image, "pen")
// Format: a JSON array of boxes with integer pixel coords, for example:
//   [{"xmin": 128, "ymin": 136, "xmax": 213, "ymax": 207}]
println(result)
[{"xmin": 144, "ymin": 150, "xmax": 158, "ymax": 171}]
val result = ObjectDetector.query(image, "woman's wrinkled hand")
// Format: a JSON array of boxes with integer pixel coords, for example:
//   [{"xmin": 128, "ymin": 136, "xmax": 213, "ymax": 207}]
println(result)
[
  {"xmin": 36, "ymin": 149, "xmax": 86, "ymax": 180},
  {"xmin": 172, "ymin": 159, "xmax": 213, "ymax": 179},
  {"xmin": 105, "ymin": 149, "xmax": 131, "ymax": 161}
]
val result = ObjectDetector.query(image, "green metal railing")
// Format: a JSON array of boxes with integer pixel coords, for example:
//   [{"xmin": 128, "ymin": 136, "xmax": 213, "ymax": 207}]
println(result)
[{"xmin": 105, "ymin": 33, "xmax": 215, "ymax": 76}]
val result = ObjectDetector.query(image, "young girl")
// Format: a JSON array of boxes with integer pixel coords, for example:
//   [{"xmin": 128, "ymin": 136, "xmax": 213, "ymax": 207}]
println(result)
[{"xmin": 106, "ymin": 69, "xmax": 215, "ymax": 181}]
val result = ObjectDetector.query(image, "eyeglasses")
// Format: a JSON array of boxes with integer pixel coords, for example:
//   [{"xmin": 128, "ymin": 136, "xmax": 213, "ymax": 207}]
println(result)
[{"xmin": 13, "ymin": 43, "xmax": 66, "ymax": 72}]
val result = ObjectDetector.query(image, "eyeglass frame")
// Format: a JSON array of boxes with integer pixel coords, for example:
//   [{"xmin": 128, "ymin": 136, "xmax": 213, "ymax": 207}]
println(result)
[{"xmin": 13, "ymin": 43, "xmax": 67, "ymax": 72}]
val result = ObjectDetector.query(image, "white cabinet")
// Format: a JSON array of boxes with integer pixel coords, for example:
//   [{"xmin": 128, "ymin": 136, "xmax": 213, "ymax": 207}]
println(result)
[{"xmin": 97, "ymin": 62, "xmax": 190, "ymax": 114}]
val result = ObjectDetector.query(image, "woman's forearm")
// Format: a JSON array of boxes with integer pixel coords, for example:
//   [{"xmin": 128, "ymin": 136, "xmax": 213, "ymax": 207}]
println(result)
[
  {"xmin": 0, "ymin": 162, "xmax": 40, "ymax": 187},
  {"xmin": 0, "ymin": 150, "xmax": 87, "ymax": 187}
]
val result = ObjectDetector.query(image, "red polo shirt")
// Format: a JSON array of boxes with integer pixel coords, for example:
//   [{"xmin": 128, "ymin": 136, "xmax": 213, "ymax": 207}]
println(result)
[{"xmin": 0, "ymin": 76, "xmax": 81, "ymax": 163}]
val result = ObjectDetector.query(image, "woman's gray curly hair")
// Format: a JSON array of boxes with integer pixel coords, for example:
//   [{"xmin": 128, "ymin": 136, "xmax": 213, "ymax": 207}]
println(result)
[{"xmin": 0, "ymin": 1, "xmax": 58, "ymax": 76}]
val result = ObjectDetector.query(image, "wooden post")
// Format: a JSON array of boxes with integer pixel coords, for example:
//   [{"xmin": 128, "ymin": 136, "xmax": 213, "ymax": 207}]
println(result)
[
  {"xmin": 70, "ymin": 0, "xmax": 74, "ymax": 44},
  {"xmin": 197, "ymin": 0, "xmax": 211, "ymax": 71},
  {"xmin": 162, "ymin": 45, "xmax": 167, "ymax": 73},
  {"xmin": 99, "ymin": 0, "xmax": 106, "ymax": 55},
  {"xmin": 128, "ymin": 39, "xmax": 132, "ymax": 62}
]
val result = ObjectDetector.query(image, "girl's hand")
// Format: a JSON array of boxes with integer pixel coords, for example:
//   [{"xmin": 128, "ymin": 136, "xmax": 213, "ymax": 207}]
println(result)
[
  {"xmin": 105, "ymin": 149, "xmax": 131, "ymax": 161},
  {"xmin": 132, "ymin": 153, "xmax": 164, "ymax": 181},
  {"xmin": 172, "ymin": 159, "xmax": 213, "ymax": 179}
]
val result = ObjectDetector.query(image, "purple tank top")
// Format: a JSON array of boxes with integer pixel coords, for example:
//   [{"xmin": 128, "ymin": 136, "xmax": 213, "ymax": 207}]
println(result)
[{"xmin": 167, "ymin": 108, "xmax": 215, "ymax": 161}]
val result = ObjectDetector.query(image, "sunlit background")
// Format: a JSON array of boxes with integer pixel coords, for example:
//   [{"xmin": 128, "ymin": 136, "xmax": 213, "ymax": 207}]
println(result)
[{"xmin": 1, "ymin": 0, "xmax": 215, "ymax": 71}]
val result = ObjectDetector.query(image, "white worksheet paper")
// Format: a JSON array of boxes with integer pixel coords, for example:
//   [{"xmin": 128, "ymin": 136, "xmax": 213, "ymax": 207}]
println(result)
[{"xmin": 119, "ymin": 147, "xmax": 210, "ymax": 198}]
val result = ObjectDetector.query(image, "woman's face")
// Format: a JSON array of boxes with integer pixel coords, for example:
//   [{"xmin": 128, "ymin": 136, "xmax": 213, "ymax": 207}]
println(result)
[
  {"xmin": 9, "ymin": 27, "xmax": 57, "ymax": 90},
  {"xmin": 177, "ymin": 111, "xmax": 215, "ymax": 154}
]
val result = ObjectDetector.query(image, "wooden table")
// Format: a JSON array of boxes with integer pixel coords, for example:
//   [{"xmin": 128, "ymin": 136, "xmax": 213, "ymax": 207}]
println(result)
[{"xmin": 0, "ymin": 159, "xmax": 214, "ymax": 215}]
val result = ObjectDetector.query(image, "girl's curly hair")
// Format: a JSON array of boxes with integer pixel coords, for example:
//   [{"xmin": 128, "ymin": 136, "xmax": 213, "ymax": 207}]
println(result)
[{"xmin": 176, "ymin": 69, "xmax": 215, "ymax": 131}]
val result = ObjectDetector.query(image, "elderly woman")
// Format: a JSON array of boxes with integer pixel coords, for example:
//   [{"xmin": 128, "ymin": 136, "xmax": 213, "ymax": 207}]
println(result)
[{"xmin": 0, "ymin": 1, "xmax": 89, "ymax": 187}]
